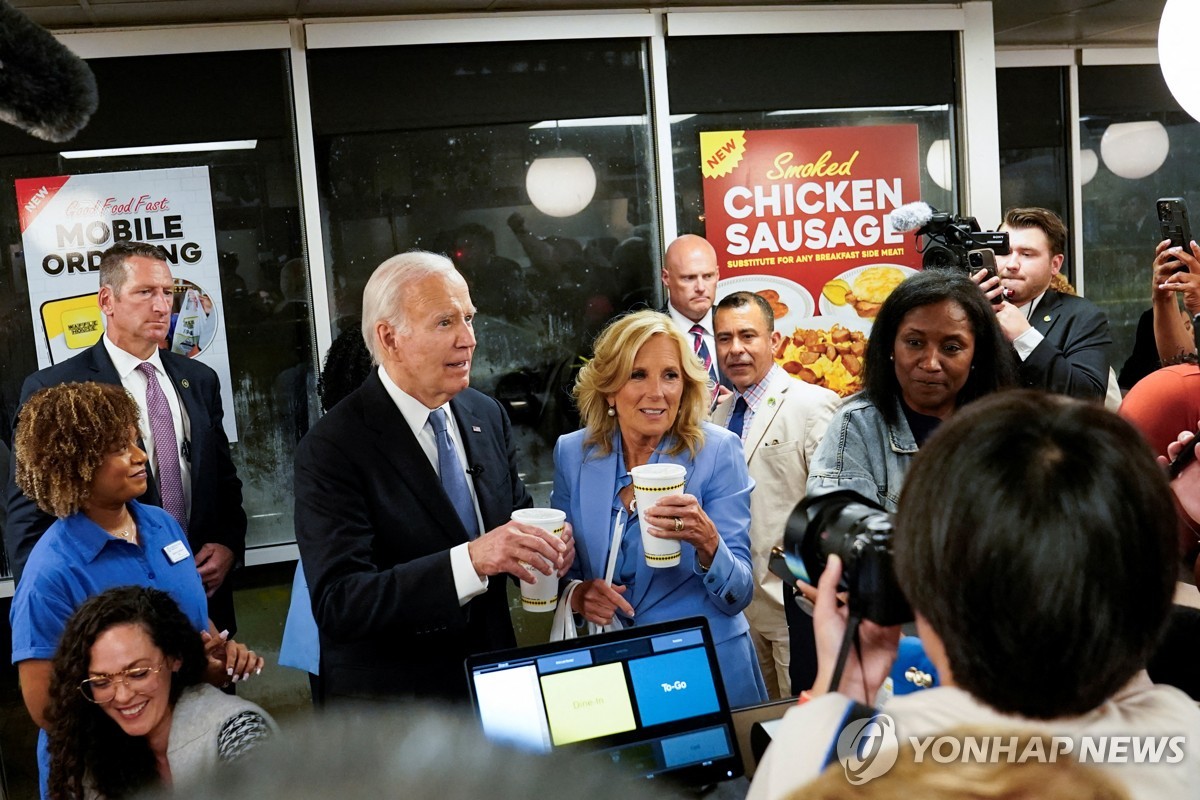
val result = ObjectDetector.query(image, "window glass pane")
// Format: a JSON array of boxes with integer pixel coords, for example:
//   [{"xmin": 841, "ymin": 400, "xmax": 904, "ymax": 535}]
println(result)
[
  {"xmin": 667, "ymin": 32, "xmax": 958, "ymax": 238},
  {"xmin": 0, "ymin": 50, "xmax": 309, "ymax": 568},
  {"xmin": 665, "ymin": 32, "xmax": 956, "ymax": 401},
  {"xmin": 308, "ymin": 40, "xmax": 659, "ymax": 497},
  {"xmin": 1079, "ymin": 64, "xmax": 1197, "ymax": 379},
  {"xmin": 667, "ymin": 33, "xmax": 956, "ymax": 113},
  {"xmin": 997, "ymin": 67, "xmax": 1071, "ymax": 246}
]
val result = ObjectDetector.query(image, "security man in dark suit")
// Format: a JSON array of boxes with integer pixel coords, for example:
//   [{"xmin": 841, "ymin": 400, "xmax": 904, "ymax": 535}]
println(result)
[
  {"xmin": 5, "ymin": 241, "xmax": 246, "ymax": 632},
  {"xmin": 293, "ymin": 251, "xmax": 574, "ymax": 703}
]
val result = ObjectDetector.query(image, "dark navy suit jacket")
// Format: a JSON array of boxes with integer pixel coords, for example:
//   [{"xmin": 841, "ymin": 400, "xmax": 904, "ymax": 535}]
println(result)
[
  {"xmin": 1019, "ymin": 290, "xmax": 1112, "ymax": 400},
  {"xmin": 293, "ymin": 374, "xmax": 531, "ymax": 702}
]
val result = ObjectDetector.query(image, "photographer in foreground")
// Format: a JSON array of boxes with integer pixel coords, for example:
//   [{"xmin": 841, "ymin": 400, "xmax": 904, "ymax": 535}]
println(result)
[{"xmin": 748, "ymin": 391, "xmax": 1200, "ymax": 800}]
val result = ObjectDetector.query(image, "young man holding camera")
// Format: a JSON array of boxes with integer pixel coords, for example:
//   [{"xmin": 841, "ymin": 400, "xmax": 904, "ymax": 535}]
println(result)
[{"xmin": 984, "ymin": 207, "xmax": 1112, "ymax": 400}]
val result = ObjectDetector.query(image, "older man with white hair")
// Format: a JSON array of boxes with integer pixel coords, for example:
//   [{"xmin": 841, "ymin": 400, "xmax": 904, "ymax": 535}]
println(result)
[{"xmin": 294, "ymin": 251, "xmax": 573, "ymax": 703}]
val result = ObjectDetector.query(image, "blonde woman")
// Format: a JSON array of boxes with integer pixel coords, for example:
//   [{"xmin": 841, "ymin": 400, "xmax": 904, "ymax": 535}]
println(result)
[{"xmin": 551, "ymin": 310, "xmax": 766, "ymax": 707}]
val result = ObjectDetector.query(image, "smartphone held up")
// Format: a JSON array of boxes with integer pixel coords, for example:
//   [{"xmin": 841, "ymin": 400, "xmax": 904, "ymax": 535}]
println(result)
[{"xmin": 1157, "ymin": 197, "xmax": 1192, "ymax": 273}]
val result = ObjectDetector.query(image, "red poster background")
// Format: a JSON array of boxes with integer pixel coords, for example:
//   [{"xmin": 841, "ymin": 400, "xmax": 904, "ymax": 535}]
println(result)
[
  {"xmin": 700, "ymin": 125, "xmax": 923, "ymax": 395},
  {"xmin": 702, "ymin": 124, "xmax": 921, "ymax": 286}
]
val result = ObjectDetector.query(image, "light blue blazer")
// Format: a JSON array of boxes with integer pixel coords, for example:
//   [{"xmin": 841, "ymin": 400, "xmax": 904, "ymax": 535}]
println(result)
[{"xmin": 552, "ymin": 422, "xmax": 766, "ymax": 707}]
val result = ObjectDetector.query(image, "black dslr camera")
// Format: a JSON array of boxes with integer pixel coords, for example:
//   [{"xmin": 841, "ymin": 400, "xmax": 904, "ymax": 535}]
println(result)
[
  {"xmin": 916, "ymin": 210, "xmax": 1009, "ymax": 275},
  {"xmin": 783, "ymin": 490, "xmax": 912, "ymax": 626}
]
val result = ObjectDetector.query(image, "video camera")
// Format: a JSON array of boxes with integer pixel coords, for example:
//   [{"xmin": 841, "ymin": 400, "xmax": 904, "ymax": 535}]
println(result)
[
  {"xmin": 782, "ymin": 490, "xmax": 912, "ymax": 627},
  {"xmin": 891, "ymin": 201, "xmax": 1010, "ymax": 276}
]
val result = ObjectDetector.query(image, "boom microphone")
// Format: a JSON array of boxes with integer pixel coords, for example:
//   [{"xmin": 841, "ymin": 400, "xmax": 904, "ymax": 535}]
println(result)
[
  {"xmin": 0, "ymin": 0, "xmax": 99, "ymax": 142},
  {"xmin": 889, "ymin": 201, "xmax": 936, "ymax": 233}
]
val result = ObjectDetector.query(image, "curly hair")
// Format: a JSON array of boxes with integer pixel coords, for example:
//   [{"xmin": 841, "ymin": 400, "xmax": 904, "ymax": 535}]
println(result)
[
  {"xmin": 46, "ymin": 586, "xmax": 207, "ymax": 800},
  {"xmin": 14, "ymin": 383, "xmax": 141, "ymax": 518},
  {"xmin": 573, "ymin": 310, "xmax": 709, "ymax": 458},
  {"xmin": 862, "ymin": 270, "xmax": 1017, "ymax": 426}
]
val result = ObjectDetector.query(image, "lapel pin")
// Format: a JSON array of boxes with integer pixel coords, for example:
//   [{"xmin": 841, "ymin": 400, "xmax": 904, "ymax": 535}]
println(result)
[
  {"xmin": 471, "ymin": 425, "xmax": 481, "ymax": 432},
  {"xmin": 180, "ymin": 379, "xmax": 190, "ymax": 389},
  {"xmin": 767, "ymin": 397, "xmax": 776, "ymax": 406},
  {"xmin": 1043, "ymin": 315, "xmax": 1051, "ymax": 322}
]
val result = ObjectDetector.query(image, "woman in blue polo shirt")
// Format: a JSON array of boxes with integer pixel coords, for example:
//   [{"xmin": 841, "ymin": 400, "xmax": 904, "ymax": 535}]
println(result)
[{"xmin": 9, "ymin": 381, "xmax": 262, "ymax": 797}]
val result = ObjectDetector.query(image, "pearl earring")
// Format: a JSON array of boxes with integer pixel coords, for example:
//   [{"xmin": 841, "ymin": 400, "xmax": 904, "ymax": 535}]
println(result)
[{"xmin": 607, "ymin": 407, "xmax": 616, "ymax": 417}]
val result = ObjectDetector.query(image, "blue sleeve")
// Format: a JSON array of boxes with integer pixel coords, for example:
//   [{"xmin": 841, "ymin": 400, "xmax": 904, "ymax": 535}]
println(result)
[
  {"xmin": 693, "ymin": 430, "xmax": 754, "ymax": 616},
  {"xmin": 10, "ymin": 562, "xmax": 77, "ymax": 663},
  {"xmin": 551, "ymin": 436, "xmax": 584, "ymax": 584}
]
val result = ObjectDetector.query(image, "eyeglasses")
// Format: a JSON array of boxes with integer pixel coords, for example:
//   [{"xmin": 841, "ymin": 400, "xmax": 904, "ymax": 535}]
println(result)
[{"xmin": 79, "ymin": 662, "xmax": 166, "ymax": 704}]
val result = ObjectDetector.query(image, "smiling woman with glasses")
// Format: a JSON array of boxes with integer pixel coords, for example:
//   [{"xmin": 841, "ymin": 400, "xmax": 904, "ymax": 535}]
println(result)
[
  {"xmin": 45, "ymin": 586, "xmax": 277, "ymax": 799},
  {"xmin": 9, "ymin": 381, "xmax": 266, "ymax": 797},
  {"xmin": 80, "ymin": 662, "xmax": 167, "ymax": 703}
]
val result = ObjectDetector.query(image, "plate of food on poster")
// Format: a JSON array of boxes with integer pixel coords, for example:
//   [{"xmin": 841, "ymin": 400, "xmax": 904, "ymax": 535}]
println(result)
[
  {"xmin": 773, "ymin": 315, "xmax": 871, "ymax": 398},
  {"xmin": 716, "ymin": 274, "xmax": 815, "ymax": 332},
  {"xmin": 818, "ymin": 263, "xmax": 918, "ymax": 322}
]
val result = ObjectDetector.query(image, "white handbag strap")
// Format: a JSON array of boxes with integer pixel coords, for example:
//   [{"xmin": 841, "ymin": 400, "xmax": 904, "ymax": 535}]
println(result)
[{"xmin": 604, "ymin": 507, "xmax": 625, "ymax": 586}]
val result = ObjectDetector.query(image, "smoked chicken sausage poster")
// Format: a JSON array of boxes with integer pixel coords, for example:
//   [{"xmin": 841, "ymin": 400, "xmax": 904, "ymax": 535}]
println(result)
[{"xmin": 701, "ymin": 125, "xmax": 923, "ymax": 396}]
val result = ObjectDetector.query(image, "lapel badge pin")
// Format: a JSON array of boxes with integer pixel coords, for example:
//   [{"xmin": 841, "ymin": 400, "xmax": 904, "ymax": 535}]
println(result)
[
  {"xmin": 181, "ymin": 379, "xmax": 190, "ymax": 389},
  {"xmin": 472, "ymin": 425, "xmax": 481, "ymax": 432},
  {"xmin": 1043, "ymin": 315, "xmax": 1051, "ymax": 322},
  {"xmin": 767, "ymin": 397, "xmax": 776, "ymax": 406}
]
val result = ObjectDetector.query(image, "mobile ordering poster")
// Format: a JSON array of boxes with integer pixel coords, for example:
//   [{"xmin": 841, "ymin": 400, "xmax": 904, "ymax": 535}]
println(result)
[
  {"xmin": 14, "ymin": 166, "xmax": 238, "ymax": 440},
  {"xmin": 701, "ymin": 125, "xmax": 923, "ymax": 396}
]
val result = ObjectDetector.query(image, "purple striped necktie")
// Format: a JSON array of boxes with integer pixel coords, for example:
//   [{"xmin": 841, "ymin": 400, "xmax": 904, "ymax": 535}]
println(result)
[
  {"xmin": 137, "ymin": 362, "xmax": 187, "ymax": 529},
  {"xmin": 689, "ymin": 323, "xmax": 719, "ymax": 399}
]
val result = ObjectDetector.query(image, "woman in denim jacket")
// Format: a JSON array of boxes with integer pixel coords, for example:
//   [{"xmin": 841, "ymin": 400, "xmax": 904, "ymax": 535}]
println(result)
[{"xmin": 807, "ymin": 271, "xmax": 1017, "ymax": 511}]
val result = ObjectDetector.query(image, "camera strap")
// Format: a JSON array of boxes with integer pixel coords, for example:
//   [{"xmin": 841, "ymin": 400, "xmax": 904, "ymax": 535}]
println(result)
[
  {"xmin": 822, "ymin": 699, "xmax": 882, "ymax": 771},
  {"xmin": 827, "ymin": 612, "xmax": 864, "ymax": 695}
]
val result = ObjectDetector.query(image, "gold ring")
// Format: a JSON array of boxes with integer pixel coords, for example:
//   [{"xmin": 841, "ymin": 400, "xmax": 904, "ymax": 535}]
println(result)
[{"xmin": 673, "ymin": 517, "xmax": 684, "ymax": 532}]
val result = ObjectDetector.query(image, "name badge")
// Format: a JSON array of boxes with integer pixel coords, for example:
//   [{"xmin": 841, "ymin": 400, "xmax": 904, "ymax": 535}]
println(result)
[{"xmin": 163, "ymin": 540, "xmax": 190, "ymax": 564}]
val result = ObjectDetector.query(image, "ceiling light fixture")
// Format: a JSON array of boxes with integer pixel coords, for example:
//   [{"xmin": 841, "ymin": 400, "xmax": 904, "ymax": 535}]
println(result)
[
  {"xmin": 1099, "ymin": 122, "xmax": 1169, "ymax": 180},
  {"xmin": 60, "ymin": 139, "xmax": 258, "ymax": 159},
  {"xmin": 1160, "ymin": 0, "xmax": 1200, "ymax": 124}
]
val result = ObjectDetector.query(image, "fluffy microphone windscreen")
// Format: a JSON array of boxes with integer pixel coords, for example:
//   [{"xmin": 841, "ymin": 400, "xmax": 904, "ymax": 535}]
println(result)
[
  {"xmin": 0, "ymin": 0, "xmax": 98, "ymax": 142},
  {"xmin": 889, "ymin": 201, "xmax": 935, "ymax": 233}
]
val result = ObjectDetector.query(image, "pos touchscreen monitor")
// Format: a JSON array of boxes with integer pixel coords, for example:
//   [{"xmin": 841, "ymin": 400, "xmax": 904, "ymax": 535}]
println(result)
[{"xmin": 465, "ymin": 616, "xmax": 744, "ymax": 786}]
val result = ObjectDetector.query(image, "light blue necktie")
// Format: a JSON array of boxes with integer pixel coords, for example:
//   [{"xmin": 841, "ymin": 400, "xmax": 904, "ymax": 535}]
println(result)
[{"xmin": 428, "ymin": 407, "xmax": 479, "ymax": 539}]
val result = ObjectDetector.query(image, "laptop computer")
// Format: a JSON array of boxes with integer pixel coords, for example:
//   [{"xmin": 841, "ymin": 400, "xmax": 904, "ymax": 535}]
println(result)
[{"xmin": 465, "ymin": 616, "xmax": 744, "ymax": 786}]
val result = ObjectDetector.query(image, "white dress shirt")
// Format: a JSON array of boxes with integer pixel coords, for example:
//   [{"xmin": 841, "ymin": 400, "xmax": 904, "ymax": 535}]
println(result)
[
  {"xmin": 1011, "ymin": 289, "xmax": 1049, "ymax": 361},
  {"xmin": 666, "ymin": 304, "xmax": 720, "ymax": 381},
  {"xmin": 103, "ymin": 336, "xmax": 193, "ymax": 516},
  {"xmin": 377, "ymin": 366, "xmax": 488, "ymax": 606}
]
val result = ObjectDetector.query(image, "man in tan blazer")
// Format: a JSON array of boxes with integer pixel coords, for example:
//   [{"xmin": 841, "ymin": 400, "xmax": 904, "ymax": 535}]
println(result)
[{"xmin": 711, "ymin": 291, "xmax": 839, "ymax": 698}]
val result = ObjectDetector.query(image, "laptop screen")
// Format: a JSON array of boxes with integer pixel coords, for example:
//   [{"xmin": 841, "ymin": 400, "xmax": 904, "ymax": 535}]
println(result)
[{"xmin": 465, "ymin": 616, "xmax": 743, "ymax": 786}]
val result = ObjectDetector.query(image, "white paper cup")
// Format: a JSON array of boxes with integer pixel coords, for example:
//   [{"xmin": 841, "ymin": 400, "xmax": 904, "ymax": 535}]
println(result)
[
  {"xmin": 630, "ymin": 463, "xmax": 686, "ymax": 568},
  {"xmin": 512, "ymin": 508, "xmax": 567, "ymax": 612}
]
